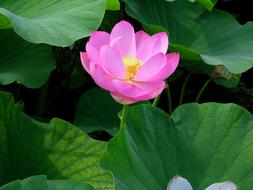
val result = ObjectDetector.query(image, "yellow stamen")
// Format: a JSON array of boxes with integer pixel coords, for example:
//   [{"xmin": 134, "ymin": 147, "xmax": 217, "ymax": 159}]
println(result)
[{"xmin": 122, "ymin": 57, "xmax": 143, "ymax": 80}]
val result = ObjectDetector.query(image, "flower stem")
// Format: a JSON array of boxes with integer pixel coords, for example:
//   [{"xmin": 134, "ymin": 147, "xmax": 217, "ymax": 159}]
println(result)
[
  {"xmin": 195, "ymin": 78, "xmax": 212, "ymax": 102},
  {"xmin": 166, "ymin": 86, "xmax": 172, "ymax": 114},
  {"xmin": 120, "ymin": 104, "xmax": 129, "ymax": 128},
  {"xmin": 152, "ymin": 94, "xmax": 161, "ymax": 107},
  {"xmin": 179, "ymin": 74, "xmax": 190, "ymax": 105}
]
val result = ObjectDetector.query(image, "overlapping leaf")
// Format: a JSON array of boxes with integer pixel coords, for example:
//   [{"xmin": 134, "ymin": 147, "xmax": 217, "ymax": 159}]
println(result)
[
  {"xmin": 195, "ymin": 0, "xmax": 217, "ymax": 10},
  {"xmin": 165, "ymin": 0, "xmax": 217, "ymax": 10},
  {"xmin": 0, "ymin": 0, "xmax": 106, "ymax": 46},
  {"xmin": 101, "ymin": 104, "xmax": 253, "ymax": 190},
  {"xmin": 0, "ymin": 92, "xmax": 113, "ymax": 190},
  {"xmin": 123, "ymin": 0, "xmax": 253, "ymax": 74},
  {"xmin": 0, "ymin": 175, "xmax": 94, "ymax": 190},
  {"xmin": 0, "ymin": 30, "xmax": 55, "ymax": 88},
  {"xmin": 75, "ymin": 88, "xmax": 121, "ymax": 135},
  {"xmin": 106, "ymin": 0, "xmax": 120, "ymax": 10}
]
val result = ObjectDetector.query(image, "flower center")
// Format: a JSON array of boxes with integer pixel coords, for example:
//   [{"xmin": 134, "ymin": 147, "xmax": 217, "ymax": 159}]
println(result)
[{"xmin": 122, "ymin": 57, "xmax": 143, "ymax": 80}]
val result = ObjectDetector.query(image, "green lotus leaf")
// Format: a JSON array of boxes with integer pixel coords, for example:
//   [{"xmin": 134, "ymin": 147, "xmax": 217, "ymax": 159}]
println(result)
[
  {"xmin": 74, "ymin": 88, "xmax": 121, "ymax": 135},
  {"xmin": 0, "ymin": 92, "xmax": 113, "ymax": 190},
  {"xmin": 0, "ymin": 0, "xmax": 106, "ymax": 46},
  {"xmin": 123, "ymin": 0, "xmax": 253, "ymax": 74},
  {"xmin": 0, "ymin": 30, "xmax": 55, "ymax": 88},
  {"xmin": 0, "ymin": 175, "xmax": 94, "ymax": 190},
  {"xmin": 101, "ymin": 103, "xmax": 253, "ymax": 190}
]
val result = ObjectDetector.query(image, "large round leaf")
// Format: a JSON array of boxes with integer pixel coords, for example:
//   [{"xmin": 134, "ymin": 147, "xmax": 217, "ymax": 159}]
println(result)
[
  {"xmin": 101, "ymin": 103, "xmax": 253, "ymax": 190},
  {"xmin": 123, "ymin": 0, "xmax": 253, "ymax": 74},
  {"xmin": 0, "ymin": 175, "xmax": 94, "ymax": 190},
  {"xmin": 0, "ymin": 0, "xmax": 106, "ymax": 46},
  {"xmin": 74, "ymin": 88, "xmax": 122, "ymax": 135},
  {"xmin": 0, "ymin": 30, "xmax": 55, "ymax": 88},
  {"xmin": 0, "ymin": 92, "xmax": 113, "ymax": 190}
]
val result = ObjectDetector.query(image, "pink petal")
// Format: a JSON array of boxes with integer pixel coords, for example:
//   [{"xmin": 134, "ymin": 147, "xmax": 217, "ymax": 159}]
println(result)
[
  {"xmin": 134, "ymin": 53, "xmax": 167, "ymax": 81},
  {"xmin": 110, "ymin": 81, "xmax": 165, "ymax": 104},
  {"xmin": 110, "ymin": 20, "xmax": 136, "ymax": 57},
  {"xmin": 89, "ymin": 64, "xmax": 116, "ymax": 91},
  {"xmin": 111, "ymin": 81, "xmax": 165, "ymax": 105},
  {"xmin": 86, "ymin": 43, "xmax": 101, "ymax": 64},
  {"xmin": 86, "ymin": 32, "xmax": 110, "ymax": 65},
  {"xmin": 111, "ymin": 91, "xmax": 162, "ymax": 104},
  {"xmin": 80, "ymin": 52, "xmax": 91, "ymax": 74},
  {"xmin": 153, "ymin": 32, "xmax": 168, "ymax": 54},
  {"xmin": 150, "ymin": 53, "xmax": 180, "ymax": 81},
  {"xmin": 112, "ymin": 79, "xmax": 165, "ymax": 99},
  {"xmin": 136, "ymin": 32, "xmax": 169, "ymax": 62},
  {"xmin": 89, "ymin": 31, "xmax": 110, "ymax": 49},
  {"xmin": 100, "ymin": 45, "xmax": 125, "ymax": 79},
  {"xmin": 135, "ymin": 30, "xmax": 150, "ymax": 52},
  {"xmin": 136, "ymin": 38, "xmax": 157, "ymax": 62},
  {"xmin": 134, "ymin": 83, "xmax": 165, "ymax": 100},
  {"xmin": 110, "ymin": 91, "xmax": 138, "ymax": 104}
]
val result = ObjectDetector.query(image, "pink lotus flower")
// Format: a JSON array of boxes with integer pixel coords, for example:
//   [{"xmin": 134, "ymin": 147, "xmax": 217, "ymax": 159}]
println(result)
[{"xmin": 80, "ymin": 20, "xmax": 179, "ymax": 104}]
